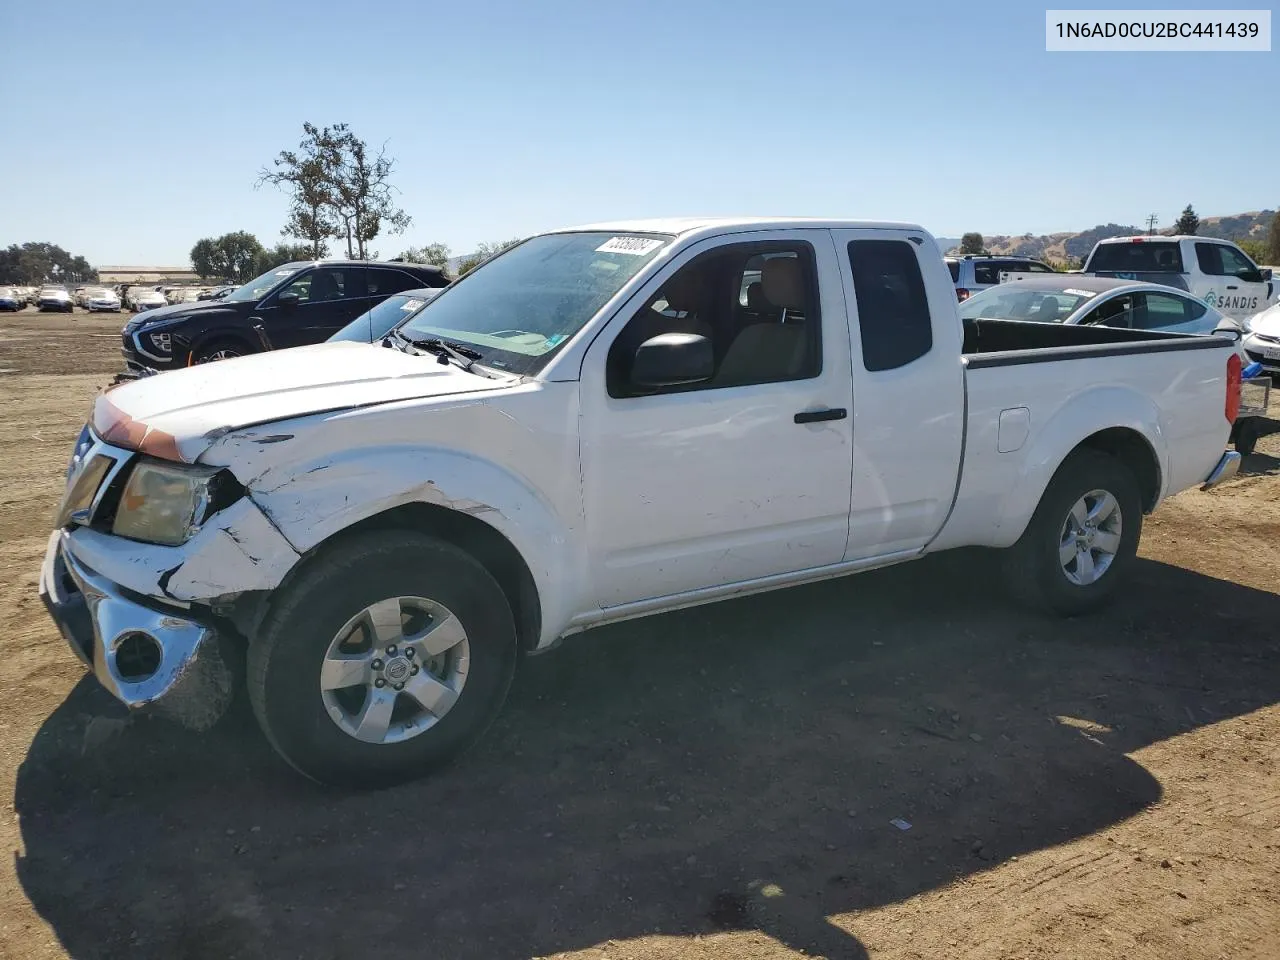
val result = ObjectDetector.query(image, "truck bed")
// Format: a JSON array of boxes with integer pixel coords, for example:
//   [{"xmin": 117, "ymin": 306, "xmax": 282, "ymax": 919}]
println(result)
[{"xmin": 961, "ymin": 317, "xmax": 1231, "ymax": 365}]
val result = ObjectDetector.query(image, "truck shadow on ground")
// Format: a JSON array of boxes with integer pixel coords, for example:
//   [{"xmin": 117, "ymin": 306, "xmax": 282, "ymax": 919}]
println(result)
[{"xmin": 14, "ymin": 551, "xmax": 1280, "ymax": 960}]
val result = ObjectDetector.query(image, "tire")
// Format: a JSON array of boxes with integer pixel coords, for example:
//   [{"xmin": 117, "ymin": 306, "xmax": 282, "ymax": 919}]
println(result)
[
  {"xmin": 1002, "ymin": 448, "xmax": 1142, "ymax": 617},
  {"xmin": 1235, "ymin": 419, "xmax": 1258, "ymax": 457},
  {"xmin": 247, "ymin": 531, "xmax": 518, "ymax": 787},
  {"xmin": 192, "ymin": 338, "xmax": 252, "ymax": 364}
]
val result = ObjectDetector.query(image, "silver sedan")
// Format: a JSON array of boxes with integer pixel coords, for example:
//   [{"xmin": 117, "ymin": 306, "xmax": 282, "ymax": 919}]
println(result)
[{"xmin": 959, "ymin": 275, "xmax": 1231, "ymax": 336}]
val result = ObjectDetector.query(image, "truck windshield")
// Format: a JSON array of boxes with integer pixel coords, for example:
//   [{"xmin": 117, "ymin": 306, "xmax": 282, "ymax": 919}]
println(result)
[
  {"xmin": 959, "ymin": 285, "xmax": 1096, "ymax": 323},
  {"xmin": 396, "ymin": 232, "xmax": 672, "ymax": 375},
  {"xmin": 1086, "ymin": 241, "xmax": 1183, "ymax": 273}
]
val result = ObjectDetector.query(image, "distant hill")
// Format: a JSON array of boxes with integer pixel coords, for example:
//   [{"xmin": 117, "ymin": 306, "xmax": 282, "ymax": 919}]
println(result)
[{"xmin": 939, "ymin": 209, "xmax": 1276, "ymax": 263}]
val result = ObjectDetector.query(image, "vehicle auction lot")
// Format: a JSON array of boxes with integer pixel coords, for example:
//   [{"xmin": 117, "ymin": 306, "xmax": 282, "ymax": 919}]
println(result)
[{"xmin": 0, "ymin": 309, "xmax": 1277, "ymax": 959}]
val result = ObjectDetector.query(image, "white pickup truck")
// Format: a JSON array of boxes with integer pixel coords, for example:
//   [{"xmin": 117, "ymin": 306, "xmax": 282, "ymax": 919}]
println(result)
[
  {"xmin": 1082, "ymin": 234, "xmax": 1274, "ymax": 322},
  {"xmin": 40, "ymin": 218, "xmax": 1244, "ymax": 786}
]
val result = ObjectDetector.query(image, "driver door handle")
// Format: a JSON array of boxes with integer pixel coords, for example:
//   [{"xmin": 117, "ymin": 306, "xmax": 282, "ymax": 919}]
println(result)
[
  {"xmin": 794, "ymin": 408, "xmax": 847, "ymax": 424},
  {"xmin": 1226, "ymin": 284, "xmax": 1239, "ymax": 290}
]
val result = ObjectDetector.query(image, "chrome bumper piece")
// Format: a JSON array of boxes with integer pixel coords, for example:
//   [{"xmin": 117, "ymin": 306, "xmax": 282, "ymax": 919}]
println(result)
[
  {"xmin": 1201, "ymin": 450, "xmax": 1241, "ymax": 490},
  {"xmin": 38, "ymin": 531, "xmax": 234, "ymax": 729}
]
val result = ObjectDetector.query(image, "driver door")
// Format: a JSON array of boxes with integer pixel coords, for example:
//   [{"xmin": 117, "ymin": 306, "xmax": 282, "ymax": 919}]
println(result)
[
  {"xmin": 1195, "ymin": 242, "xmax": 1268, "ymax": 319},
  {"xmin": 258, "ymin": 266, "xmax": 370, "ymax": 348}
]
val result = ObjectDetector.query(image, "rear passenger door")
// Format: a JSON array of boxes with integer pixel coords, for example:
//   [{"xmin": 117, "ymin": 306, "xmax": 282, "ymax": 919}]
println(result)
[{"xmin": 832, "ymin": 229, "xmax": 966, "ymax": 560}]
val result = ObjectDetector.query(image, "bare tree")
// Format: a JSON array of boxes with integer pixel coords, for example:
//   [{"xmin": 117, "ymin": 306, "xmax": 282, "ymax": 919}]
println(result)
[
  {"xmin": 327, "ymin": 125, "xmax": 412, "ymax": 259},
  {"xmin": 257, "ymin": 123, "xmax": 340, "ymax": 259}
]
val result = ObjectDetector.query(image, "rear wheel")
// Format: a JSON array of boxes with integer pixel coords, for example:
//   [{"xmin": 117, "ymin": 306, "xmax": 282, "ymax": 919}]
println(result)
[
  {"xmin": 247, "ymin": 531, "xmax": 518, "ymax": 787},
  {"xmin": 1003, "ymin": 449, "xmax": 1142, "ymax": 617}
]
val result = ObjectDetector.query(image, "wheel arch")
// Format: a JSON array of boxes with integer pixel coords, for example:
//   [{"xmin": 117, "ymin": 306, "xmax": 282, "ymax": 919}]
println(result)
[
  {"xmin": 334, "ymin": 502, "xmax": 542, "ymax": 653},
  {"xmin": 183, "ymin": 327, "xmax": 258, "ymax": 362},
  {"xmin": 994, "ymin": 387, "xmax": 1168, "ymax": 547}
]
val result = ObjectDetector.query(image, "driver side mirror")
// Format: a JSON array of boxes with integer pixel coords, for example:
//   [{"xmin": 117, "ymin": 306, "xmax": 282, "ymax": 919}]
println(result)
[
  {"xmin": 277, "ymin": 291, "xmax": 300, "ymax": 308},
  {"xmin": 631, "ymin": 333, "xmax": 713, "ymax": 389}
]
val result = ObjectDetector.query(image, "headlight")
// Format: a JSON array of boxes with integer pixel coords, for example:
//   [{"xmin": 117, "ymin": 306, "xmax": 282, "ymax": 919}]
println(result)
[
  {"xmin": 55, "ymin": 454, "xmax": 116, "ymax": 528},
  {"xmin": 112, "ymin": 460, "xmax": 223, "ymax": 546},
  {"xmin": 147, "ymin": 331, "xmax": 172, "ymax": 353}
]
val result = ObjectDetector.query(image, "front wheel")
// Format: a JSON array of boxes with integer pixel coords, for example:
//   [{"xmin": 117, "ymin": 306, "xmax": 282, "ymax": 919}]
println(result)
[
  {"xmin": 247, "ymin": 531, "xmax": 518, "ymax": 787},
  {"xmin": 192, "ymin": 338, "xmax": 251, "ymax": 364},
  {"xmin": 1003, "ymin": 449, "xmax": 1142, "ymax": 617}
]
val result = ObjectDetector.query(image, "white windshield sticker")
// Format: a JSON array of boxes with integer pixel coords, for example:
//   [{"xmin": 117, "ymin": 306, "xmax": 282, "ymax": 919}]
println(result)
[
  {"xmin": 400, "ymin": 298, "xmax": 425, "ymax": 311},
  {"xmin": 596, "ymin": 236, "xmax": 663, "ymax": 256},
  {"xmin": 1063, "ymin": 288, "xmax": 1097, "ymax": 298}
]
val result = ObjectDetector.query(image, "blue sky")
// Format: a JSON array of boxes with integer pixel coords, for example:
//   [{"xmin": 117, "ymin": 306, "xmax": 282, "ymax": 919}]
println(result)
[{"xmin": 0, "ymin": 0, "xmax": 1275, "ymax": 264}]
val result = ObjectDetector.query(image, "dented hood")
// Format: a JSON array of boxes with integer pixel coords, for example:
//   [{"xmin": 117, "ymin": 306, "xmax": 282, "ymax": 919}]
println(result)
[{"xmin": 93, "ymin": 341, "xmax": 511, "ymax": 462}]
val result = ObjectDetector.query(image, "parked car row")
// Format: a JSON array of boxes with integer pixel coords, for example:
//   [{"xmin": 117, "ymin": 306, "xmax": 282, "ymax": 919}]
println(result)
[{"xmin": 120, "ymin": 260, "xmax": 449, "ymax": 369}]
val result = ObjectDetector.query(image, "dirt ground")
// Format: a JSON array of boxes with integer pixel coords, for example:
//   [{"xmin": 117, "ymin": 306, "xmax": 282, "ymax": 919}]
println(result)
[{"xmin": 0, "ymin": 308, "xmax": 1277, "ymax": 960}]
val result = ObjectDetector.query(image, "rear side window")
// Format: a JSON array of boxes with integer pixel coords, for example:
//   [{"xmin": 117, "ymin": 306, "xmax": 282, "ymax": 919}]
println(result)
[
  {"xmin": 1026, "ymin": 261, "xmax": 1054, "ymax": 273},
  {"xmin": 848, "ymin": 240, "xmax": 933, "ymax": 372},
  {"xmin": 1137, "ymin": 292, "xmax": 1205, "ymax": 329},
  {"xmin": 973, "ymin": 262, "xmax": 1007, "ymax": 285},
  {"xmin": 947, "ymin": 261, "xmax": 960, "ymax": 282},
  {"xmin": 368, "ymin": 269, "xmax": 423, "ymax": 296},
  {"xmin": 1087, "ymin": 241, "xmax": 1183, "ymax": 273}
]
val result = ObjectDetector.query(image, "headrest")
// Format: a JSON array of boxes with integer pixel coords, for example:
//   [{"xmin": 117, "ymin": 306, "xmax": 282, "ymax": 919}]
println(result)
[
  {"xmin": 762, "ymin": 257, "xmax": 805, "ymax": 311},
  {"xmin": 1033, "ymin": 296, "xmax": 1060, "ymax": 321},
  {"xmin": 661, "ymin": 270, "xmax": 703, "ymax": 312}
]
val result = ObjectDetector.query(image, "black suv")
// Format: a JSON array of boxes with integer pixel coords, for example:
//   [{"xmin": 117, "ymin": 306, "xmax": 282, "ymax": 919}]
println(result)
[{"xmin": 121, "ymin": 260, "xmax": 449, "ymax": 371}]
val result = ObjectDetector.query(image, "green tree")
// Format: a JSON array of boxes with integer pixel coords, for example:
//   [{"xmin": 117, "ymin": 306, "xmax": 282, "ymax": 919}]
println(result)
[
  {"xmin": 1174, "ymin": 204, "xmax": 1200, "ymax": 235},
  {"xmin": 218, "ymin": 231, "xmax": 266, "ymax": 281},
  {"xmin": 256, "ymin": 242, "xmax": 316, "ymax": 274},
  {"xmin": 190, "ymin": 238, "xmax": 221, "ymax": 279},
  {"xmin": 455, "ymin": 238, "xmax": 523, "ymax": 276},
  {"xmin": 959, "ymin": 232, "xmax": 985, "ymax": 255},
  {"xmin": 189, "ymin": 232, "xmax": 267, "ymax": 281},
  {"xmin": 398, "ymin": 242, "xmax": 452, "ymax": 269},
  {"xmin": 0, "ymin": 243, "xmax": 97, "ymax": 284},
  {"xmin": 1237, "ymin": 239, "xmax": 1268, "ymax": 264},
  {"xmin": 1268, "ymin": 211, "xmax": 1280, "ymax": 264}
]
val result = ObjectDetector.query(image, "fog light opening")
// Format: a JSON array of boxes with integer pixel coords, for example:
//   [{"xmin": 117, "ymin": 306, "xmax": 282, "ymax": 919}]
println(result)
[{"xmin": 114, "ymin": 632, "xmax": 162, "ymax": 681}]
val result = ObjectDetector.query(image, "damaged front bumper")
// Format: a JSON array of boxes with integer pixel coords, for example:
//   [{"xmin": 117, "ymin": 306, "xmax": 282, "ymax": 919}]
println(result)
[{"xmin": 39, "ymin": 530, "xmax": 236, "ymax": 730}]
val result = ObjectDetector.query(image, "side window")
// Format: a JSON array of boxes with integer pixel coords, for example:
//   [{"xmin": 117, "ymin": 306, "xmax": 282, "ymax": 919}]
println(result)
[
  {"xmin": 1195, "ymin": 243, "xmax": 1225, "ymax": 276},
  {"xmin": 606, "ymin": 242, "xmax": 821, "ymax": 398},
  {"xmin": 1081, "ymin": 293, "xmax": 1136, "ymax": 328},
  {"xmin": 946, "ymin": 261, "xmax": 960, "ymax": 282},
  {"xmin": 1026, "ymin": 261, "xmax": 1055, "ymax": 273},
  {"xmin": 368, "ymin": 269, "xmax": 421, "ymax": 296},
  {"xmin": 1218, "ymin": 245, "xmax": 1256, "ymax": 278},
  {"xmin": 278, "ymin": 267, "xmax": 366, "ymax": 303},
  {"xmin": 848, "ymin": 239, "xmax": 933, "ymax": 372},
  {"xmin": 973, "ymin": 262, "xmax": 1002, "ymax": 285},
  {"xmin": 1136, "ymin": 292, "xmax": 1190, "ymax": 329}
]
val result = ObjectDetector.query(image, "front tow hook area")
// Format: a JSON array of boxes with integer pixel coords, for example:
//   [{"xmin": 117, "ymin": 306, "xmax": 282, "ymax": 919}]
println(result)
[{"xmin": 39, "ymin": 534, "xmax": 235, "ymax": 731}]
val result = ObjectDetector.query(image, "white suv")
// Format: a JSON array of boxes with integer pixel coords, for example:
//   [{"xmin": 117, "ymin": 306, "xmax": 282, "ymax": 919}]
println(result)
[{"xmin": 945, "ymin": 255, "xmax": 1055, "ymax": 301}]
